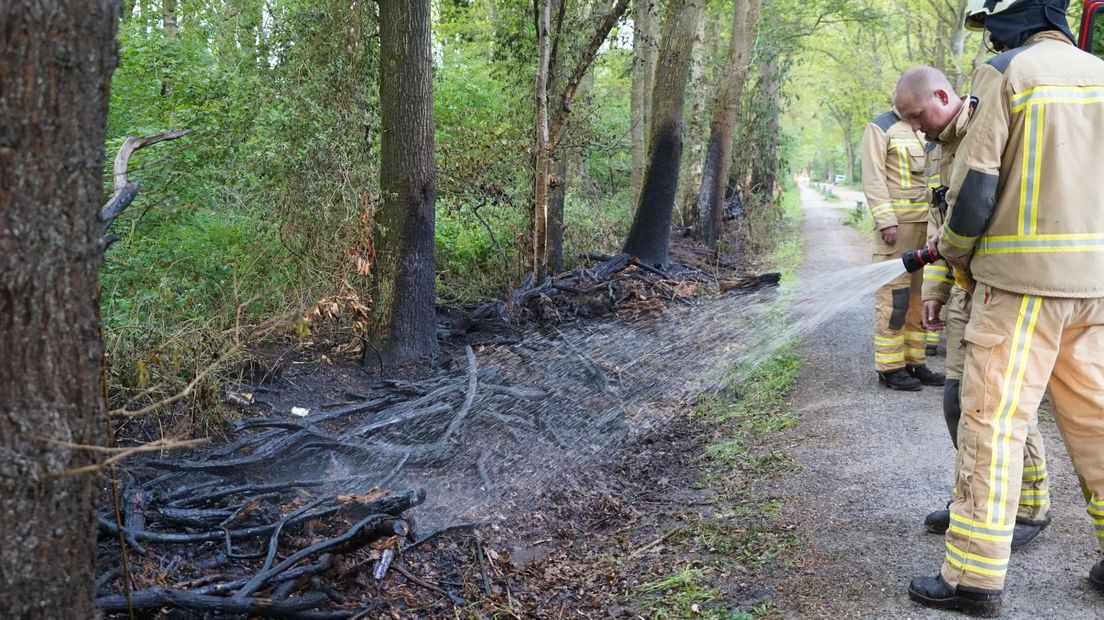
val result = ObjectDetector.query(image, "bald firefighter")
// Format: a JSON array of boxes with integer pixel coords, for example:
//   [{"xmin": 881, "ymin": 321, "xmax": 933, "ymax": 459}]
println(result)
[
  {"xmin": 906, "ymin": 0, "xmax": 1104, "ymax": 615},
  {"xmin": 861, "ymin": 108, "xmax": 946, "ymax": 391},
  {"xmin": 895, "ymin": 65, "xmax": 1050, "ymax": 550}
]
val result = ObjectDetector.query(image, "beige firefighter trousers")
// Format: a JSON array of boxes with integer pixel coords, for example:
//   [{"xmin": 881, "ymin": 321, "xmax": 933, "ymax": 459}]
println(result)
[
  {"xmin": 942, "ymin": 285, "xmax": 1049, "ymax": 522},
  {"xmin": 873, "ymin": 221, "xmax": 927, "ymax": 371},
  {"xmin": 941, "ymin": 284, "xmax": 1104, "ymax": 591}
]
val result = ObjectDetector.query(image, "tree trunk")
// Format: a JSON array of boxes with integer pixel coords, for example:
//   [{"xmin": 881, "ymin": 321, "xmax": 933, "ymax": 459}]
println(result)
[
  {"xmin": 533, "ymin": 0, "xmax": 552, "ymax": 282},
  {"xmin": 373, "ymin": 0, "xmax": 438, "ymax": 369},
  {"xmin": 698, "ymin": 0, "xmax": 761, "ymax": 249},
  {"xmin": 676, "ymin": 14, "xmax": 708, "ymax": 229},
  {"xmin": 0, "ymin": 1, "xmax": 119, "ymax": 616},
  {"xmin": 623, "ymin": 0, "xmax": 705, "ymax": 267},
  {"xmin": 749, "ymin": 56, "xmax": 782, "ymax": 199},
  {"xmin": 630, "ymin": 0, "xmax": 659, "ymax": 205}
]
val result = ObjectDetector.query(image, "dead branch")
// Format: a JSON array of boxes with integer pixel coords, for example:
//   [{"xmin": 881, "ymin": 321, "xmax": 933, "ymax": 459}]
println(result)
[
  {"xmin": 44, "ymin": 437, "xmax": 209, "ymax": 479},
  {"xmin": 97, "ymin": 588, "xmax": 341, "ymax": 618},
  {"xmin": 99, "ymin": 128, "xmax": 193, "ymax": 247}
]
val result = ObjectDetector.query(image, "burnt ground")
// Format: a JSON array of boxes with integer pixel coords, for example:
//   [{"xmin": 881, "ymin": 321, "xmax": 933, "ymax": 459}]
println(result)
[
  {"xmin": 97, "ymin": 183, "xmax": 1104, "ymax": 618},
  {"xmin": 98, "ymin": 229, "xmax": 801, "ymax": 618}
]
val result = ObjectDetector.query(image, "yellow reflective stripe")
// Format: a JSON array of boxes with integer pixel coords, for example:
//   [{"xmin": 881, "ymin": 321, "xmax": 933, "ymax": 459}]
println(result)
[
  {"xmin": 922, "ymin": 269, "xmax": 958, "ymax": 281},
  {"xmin": 924, "ymin": 264, "xmax": 950, "ymax": 275},
  {"xmin": 1022, "ymin": 464, "xmax": 1046, "ymax": 481},
  {"xmin": 1010, "ymin": 85, "xmax": 1104, "ymax": 112},
  {"xmin": 977, "ymin": 232, "xmax": 1104, "ymax": 255},
  {"xmin": 986, "ymin": 295, "xmax": 1042, "ymax": 525},
  {"xmin": 926, "ymin": 332, "xmax": 940, "ymax": 343},
  {"xmin": 906, "ymin": 347, "xmax": 927, "ymax": 356},
  {"xmin": 875, "ymin": 353, "xmax": 905, "ymax": 362},
  {"xmin": 945, "ymin": 542, "xmax": 1009, "ymax": 577},
  {"xmin": 944, "ymin": 226, "xmax": 977, "ymax": 250},
  {"xmin": 928, "ymin": 174, "xmax": 942, "ymax": 188},
  {"xmin": 875, "ymin": 336, "xmax": 903, "ymax": 345},
  {"xmin": 870, "ymin": 204, "xmax": 895, "ymax": 218},
  {"xmin": 950, "ymin": 512, "xmax": 1015, "ymax": 533},
  {"xmin": 897, "ymin": 145, "xmax": 912, "ymax": 189},
  {"xmin": 947, "ymin": 524, "xmax": 1013, "ymax": 543},
  {"xmin": 1017, "ymin": 102, "xmax": 1044, "ymax": 236}
]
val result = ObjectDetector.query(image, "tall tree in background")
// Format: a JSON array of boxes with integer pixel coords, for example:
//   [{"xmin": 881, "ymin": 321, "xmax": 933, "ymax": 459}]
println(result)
[
  {"xmin": 623, "ymin": 0, "xmax": 705, "ymax": 267},
  {"xmin": 630, "ymin": 0, "xmax": 659, "ymax": 204},
  {"xmin": 698, "ymin": 0, "xmax": 762, "ymax": 248},
  {"xmin": 0, "ymin": 1, "xmax": 119, "ymax": 614},
  {"xmin": 373, "ymin": 0, "xmax": 438, "ymax": 369},
  {"xmin": 534, "ymin": 0, "xmax": 630, "ymax": 280}
]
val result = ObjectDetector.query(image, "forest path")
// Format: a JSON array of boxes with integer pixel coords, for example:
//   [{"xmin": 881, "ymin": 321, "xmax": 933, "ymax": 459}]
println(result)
[{"xmin": 765, "ymin": 182, "xmax": 1099, "ymax": 618}]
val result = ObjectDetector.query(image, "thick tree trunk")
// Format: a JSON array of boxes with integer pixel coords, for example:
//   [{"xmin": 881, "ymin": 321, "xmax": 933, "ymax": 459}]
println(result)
[
  {"xmin": 547, "ymin": 155, "xmax": 568, "ymax": 274},
  {"xmin": 630, "ymin": 0, "xmax": 659, "ymax": 205},
  {"xmin": 373, "ymin": 0, "xmax": 438, "ymax": 369},
  {"xmin": 698, "ymin": 0, "xmax": 761, "ymax": 249},
  {"xmin": 0, "ymin": 1, "xmax": 119, "ymax": 616},
  {"xmin": 623, "ymin": 0, "xmax": 705, "ymax": 267}
]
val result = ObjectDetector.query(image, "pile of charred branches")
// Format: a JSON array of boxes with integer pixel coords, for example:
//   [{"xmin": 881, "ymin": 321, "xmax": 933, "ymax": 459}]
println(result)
[
  {"xmin": 514, "ymin": 252, "xmax": 780, "ymax": 321},
  {"xmin": 96, "ymin": 345, "xmax": 566, "ymax": 616}
]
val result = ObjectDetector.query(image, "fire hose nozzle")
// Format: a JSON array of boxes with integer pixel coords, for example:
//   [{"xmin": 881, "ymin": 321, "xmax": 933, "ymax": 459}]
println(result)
[{"xmin": 902, "ymin": 246, "xmax": 939, "ymax": 273}]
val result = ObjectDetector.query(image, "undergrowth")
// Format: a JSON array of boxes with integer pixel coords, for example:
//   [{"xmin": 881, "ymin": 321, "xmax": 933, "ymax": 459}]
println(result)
[{"xmin": 637, "ymin": 181, "xmax": 804, "ymax": 619}]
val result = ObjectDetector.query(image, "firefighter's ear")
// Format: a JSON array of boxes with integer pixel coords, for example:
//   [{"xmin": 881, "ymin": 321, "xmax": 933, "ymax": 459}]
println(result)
[{"xmin": 934, "ymin": 88, "xmax": 951, "ymax": 105}]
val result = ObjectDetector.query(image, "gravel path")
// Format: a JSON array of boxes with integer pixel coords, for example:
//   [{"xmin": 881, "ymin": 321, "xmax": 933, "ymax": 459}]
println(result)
[{"xmin": 768, "ymin": 182, "xmax": 1101, "ymax": 618}]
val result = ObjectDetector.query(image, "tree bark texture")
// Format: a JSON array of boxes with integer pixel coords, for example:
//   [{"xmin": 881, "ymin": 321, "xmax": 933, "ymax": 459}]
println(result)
[
  {"xmin": 533, "ymin": 0, "xmax": 552, "ymax": 281},
  {"xmin": 676, "ymin": 14, "xmax": 708, "ymax": 229},
  {"xmin": 630, "ymin": 0, "xmax": 658, "ymax": 205},
  {"xmin": 622, "ymin": 0, "xmax": 705, "ymax": 267},
  {"xmin": 749, "ymin": 56, "xmax": 782, "ymax": 199},
  {"xmin": 0, "ymin": 1, "xmax": 119, "ymax": 616},
  {"xmin": 373, "ymin": 0, "xmax": 438, "ymax": 369},
  {"xmin": 698, "ymin": 0, "xmax": 761, "ymax": 248}
]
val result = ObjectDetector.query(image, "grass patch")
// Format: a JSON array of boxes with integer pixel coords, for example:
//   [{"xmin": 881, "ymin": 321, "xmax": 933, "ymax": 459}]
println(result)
[{"xmin": 841, "ymin": 200, "xmax": 874, "ymax": 234}]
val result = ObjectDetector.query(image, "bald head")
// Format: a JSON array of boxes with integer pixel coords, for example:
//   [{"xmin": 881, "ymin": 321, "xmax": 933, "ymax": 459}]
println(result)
[
  {"xmin": 894, "ymin": 66, "xmax": 956, "ymax": 110},
  {"xmin": 892, "ymin": 66, "xmax": 962, "ymax": 140}
]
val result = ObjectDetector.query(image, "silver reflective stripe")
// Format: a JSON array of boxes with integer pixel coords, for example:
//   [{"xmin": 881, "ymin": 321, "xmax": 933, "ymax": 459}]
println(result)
[
  {"xmin": 988, "ymin": 296, "xmax": 1041, "ymax": 524},
  {"xmin": 950, "ymin": 513, "xmax": 1014, "ymax": 539},
  {"xmin": 1021, "ymin": 103, "xmax": 1041, "ymax": 235},
  {"xmin": 1011, "ymin": 85, "xmax": 1104, "ymax": 111},
  {"xmin": 979, "ymin": 236, "xmax": 1104, "ymax": 251},
  {"xmin": 946, "ymin": 543, "xmax": 1009, "ymax": 572}
]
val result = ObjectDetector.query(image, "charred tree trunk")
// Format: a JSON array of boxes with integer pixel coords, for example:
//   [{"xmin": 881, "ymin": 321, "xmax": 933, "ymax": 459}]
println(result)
[
  {"xmin": 373, "ymin": 0, "xmax": 438, "ymax": 369},
  {"xmin": 630, "ymin": 0, "xmax": 659, "ymax": 205},
  {"xmin": 0, "ymin": 1, "xmax": 120, "ymax": 616},
  {"xmin": 698, "ymin": 0, "xmax": 761, "ymax": 249},
  {"xmin": 623, "ymin": 0, "xmax": 705, "ymax": 267}
]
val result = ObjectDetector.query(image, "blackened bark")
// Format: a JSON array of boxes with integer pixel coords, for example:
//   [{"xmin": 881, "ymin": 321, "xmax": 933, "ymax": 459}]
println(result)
[
  {"xmin": 0, "ymin": 1, "xmax": 120, "ymax": 616},
  {"xmin": 373, "ymin": 0, "xmax": 438, "ymax": 369},
  {"xmin": 622, "ymin": 0, "xmax": 704, "ymax": 267}
]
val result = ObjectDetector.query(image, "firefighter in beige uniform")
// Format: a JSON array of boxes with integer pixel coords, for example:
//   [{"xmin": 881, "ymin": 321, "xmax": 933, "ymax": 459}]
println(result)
[
  {"xmin": 860, "ymin": 111, "xmax": 945, "ymax": 391},
  {"xmin": 908, "ymin": 0, "xmax": 1104, "ymax": 615},
  {"xmin": 894, "ymin": 65, "xmax": 1050, "ymax": 547}
]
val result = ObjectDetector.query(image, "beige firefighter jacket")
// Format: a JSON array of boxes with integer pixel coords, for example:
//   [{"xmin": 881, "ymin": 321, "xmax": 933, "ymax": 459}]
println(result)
[
  {"xmin": 922, "ymin": 99, "xmax": 973, "ymax": 303},
  {"xmin": 861, "ymin": 111, "xmax": 929, "ymax": 232},
  {"xmin": 939, "ymin": 31, "xmax": 1104, "ymax": 297}
]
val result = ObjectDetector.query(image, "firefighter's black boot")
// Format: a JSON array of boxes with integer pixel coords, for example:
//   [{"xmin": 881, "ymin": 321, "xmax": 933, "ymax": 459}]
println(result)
[
  {"xmin": 878, "ymin": 368, "xmax": 922, "ymax": 391},
  {"xmin": 926, "ymin": 343, "xmax": 940, "ymax": 357},
  {"xmin": 925, "ymin": 508, "xmax": 950, "ymax": 534},
  {"xmin": 908, "ymin": 364, "xmax": 946, "ymax": 386},
  {"xmin": 1090, "ymin": 559, "xmax": 1104, "ymax": 593},
  {"xmin": 908, "ymin": 575, "xmax": 1002, "ymax": 617},
  {"xmin": 1010, "ymin": 515, "xmax": 1051, "ymax": 550}
]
